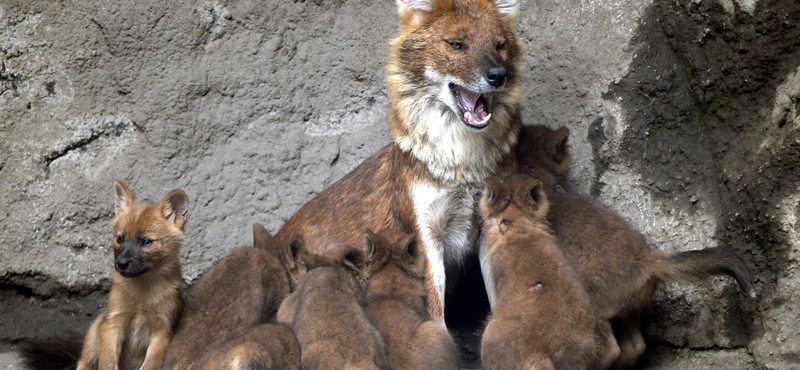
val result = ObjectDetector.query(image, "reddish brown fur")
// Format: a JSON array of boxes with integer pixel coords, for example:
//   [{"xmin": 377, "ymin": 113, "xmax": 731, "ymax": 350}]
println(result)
[
  {"xmin": 517, "ymin": 126, "xmax": 756, "ymax": 368},
  {"xmin": 479, "ymin": 175, "xmax": 600, "ymax": 370},
  {"xmin": 363, "ymin": 229, "xmax": 460, "ymax": 370},
  {"xmin": 161, "ymin": 224, "xmax": 306, "ymax": 370},
  {"xmin": 277, "ymin": 0, "xmax": 524, "ymax": 323},
  {"xmin": 77, "ymin": 182, "xmax": 187, "ymax": 370},
  {"xmin": 276, "ymin": 247, "xmax": 390, "ymax": 370},
  {"xmin": 197, "ymin": 324, "xmax": 300, "ymax": 370}
]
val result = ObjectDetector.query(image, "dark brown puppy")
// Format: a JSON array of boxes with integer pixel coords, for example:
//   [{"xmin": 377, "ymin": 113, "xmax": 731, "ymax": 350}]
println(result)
[
  {"xmin": 277, "ymin": 245, "xmax": 390, "ymax": 370},
  {"xmin": 363, "ymin": 229, "xmax": 460, "ymax": 370},
  {"xmin": 198, "ymin": 323, "xmax": 300, "ymax": 370},
  {"xmin": 161, "ymin": 224, "xmax": 306, "ymax": 370},
  {"xmin": 480, "ymin": 175, "xmax": 601, "ymax": 370},
  {"xmin": 516, "ymin": 124, "xmax": 571, "ymax": 192},
  {"xmin": 517, "ymin": 124, "xmax": 757, "ymax": 369}
]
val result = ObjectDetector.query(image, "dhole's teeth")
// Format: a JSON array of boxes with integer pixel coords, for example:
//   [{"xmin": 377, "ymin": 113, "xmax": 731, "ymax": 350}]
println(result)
[{"xmin": 465, "ymin": 112, "xmax": 491, "ymax": 126}]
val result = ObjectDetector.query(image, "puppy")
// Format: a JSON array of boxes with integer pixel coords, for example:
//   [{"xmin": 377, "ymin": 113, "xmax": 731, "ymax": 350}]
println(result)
[
  {"xmin": 197, "ymin": 323, "xmax": 300, "ymax": 370},
  {"xmin": 363, "ymin": 228, "xmax": 460, "ymax": 370},
  {"xmin": 480, "ymin": 175, "xmax": 603, "ymax": 370},
  {"xmin": 77, "ymin": 181, "xmax": 188, "ymax": 370},
  {"xmin": 277, "ymin": 245, "xmax": 390, "ymax": 370},
  {"xmin": 516, "ymin": 125, "xmax": 757, "ymax": 368},
  {"xmin": 161, "ymin": 224, "xmax": 305, "ymax": 370}
]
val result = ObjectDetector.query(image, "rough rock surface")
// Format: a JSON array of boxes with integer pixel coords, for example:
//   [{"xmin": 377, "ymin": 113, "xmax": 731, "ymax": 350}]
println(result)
[{"xmin": 1, "ymin": 0, "xmax": 799, "ymax": 369}]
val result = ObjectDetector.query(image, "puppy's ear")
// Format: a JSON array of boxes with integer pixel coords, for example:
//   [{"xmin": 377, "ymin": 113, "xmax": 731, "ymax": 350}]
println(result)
[
  {"xmin": 342, "ymin": 247, "xmax": 368, "ymax": 274},
  {"xmin": 113, "ymin": 181, "xmax": 137, "ymax": 217},
  {"xmin": 363, "ymin": 230, "xmax": 378, "ymax": 262},
  {"xmin": 483, "ymin": 178, "xmax": 504, "ymax": 205},
  {"xmin": 159, "ymin": 189, "xmax": 189, "ymax": 230},
  {"xmin": 548, "ymin": 127, "xmax": 570, "ymax": 164},
  {"xmin": 403, "ymin": 235, "xmax": 422, "ymax": 265},
  {"xmin": 252, "ymin": 223, "xmax": 277, "ymax": 251},
  {"xmin": 283, "ymin": 237, "xmax": 307, "ymax": 274},
  {"xmin": 525, "ymin": 180, "xmax": 548, "ymax": 211}
]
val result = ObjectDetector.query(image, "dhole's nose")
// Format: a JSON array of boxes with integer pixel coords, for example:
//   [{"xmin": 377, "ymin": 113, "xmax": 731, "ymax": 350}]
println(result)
[
  {"xmin": 485, "ymin": 67, "xmax": 507, "ymax": 88},
  {"xmin": 116, "ymin": 259, "xmax": 130, "ymax": 271}
]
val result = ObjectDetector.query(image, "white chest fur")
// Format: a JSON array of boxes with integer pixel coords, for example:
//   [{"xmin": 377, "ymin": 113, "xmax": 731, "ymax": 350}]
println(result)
[
  {"xmin": 412, "ymin": 182, "xmax": 481, "ymax": 311},
  {"xmin": 116, "ymin": 313, "xmax": 150, "ymax": 370}
]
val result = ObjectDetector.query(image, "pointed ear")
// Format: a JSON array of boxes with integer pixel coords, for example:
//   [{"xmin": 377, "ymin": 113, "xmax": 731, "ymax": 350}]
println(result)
[
  {"xmin": 493, "ymin": 0, "xmax": 519, "ymax": 22},
  {"xmin": 252, "ymin": 223, "xmax": 277, "ymax": 251},
  {"xmin": 342, "ymin": 247, "xmax": 367, "ymax": 274},
  {"xmin": 525, "ymin": 180, "xmax": 547, "ymax": 210},
  {"xmin": 548, "ymin": 127, "xmax": 570, "ymax": 163},
  {"xmin": 396, "ymin": 0, "xmax": 433, "ymax": 26},
  {"xmin": 283, "ymin": 237, "xmax": 307, "ymax": 273},
  {"xmin": 159, "ymin": 189, "xmax": 189, "ymax": 229},
  {"xmin": 113, "ymin": 181, "xmax": 137, "ymax": 217},
  {"xmin": 403, "ymin": 235, "xmax": 422, "ymax": 264},
  {"xmin": 483, "ymin": 178, "xmax": 502, "ymax": 204},
  {"xmin": 363, "ymin": 230, "xmax": 378, "ymax": 262}
]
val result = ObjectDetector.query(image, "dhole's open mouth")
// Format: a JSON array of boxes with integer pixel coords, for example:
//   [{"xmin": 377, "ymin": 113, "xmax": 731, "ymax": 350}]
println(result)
[{"xmin": 449, "ymin": 83, "xmax": 495, "ymax": 129}]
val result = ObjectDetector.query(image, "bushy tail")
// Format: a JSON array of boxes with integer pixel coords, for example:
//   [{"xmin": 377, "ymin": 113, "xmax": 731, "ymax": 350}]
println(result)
[
  {"xmin": 658, "ymin": 247, "xmax": 757, "ymax": 298},
  {"xmin": 18, "ymin": 336, "xmax": 82, "ymax": 370}
]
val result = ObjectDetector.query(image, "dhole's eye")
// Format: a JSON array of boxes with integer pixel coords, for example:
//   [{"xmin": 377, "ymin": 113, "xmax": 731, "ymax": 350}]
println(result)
[
  {"xmin": 447, "ymin": 41, "xmax": 465, "ymax": 51},
  {"xmin": 116, "ymin": 235, "xmax": 124, "ymax": 244},
  {"xmin": 496, "ymin": 41, "xmax": 506, "ymax": 50},
  {"xmin": 142, "ymin": 238, "xmax": 153, "ymax": 247}
]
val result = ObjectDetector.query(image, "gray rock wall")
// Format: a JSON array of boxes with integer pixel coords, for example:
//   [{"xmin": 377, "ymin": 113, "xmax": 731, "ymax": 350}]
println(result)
[{"xmin": 1, "ymin": 0, "xmax": 799, "ymax": 368}]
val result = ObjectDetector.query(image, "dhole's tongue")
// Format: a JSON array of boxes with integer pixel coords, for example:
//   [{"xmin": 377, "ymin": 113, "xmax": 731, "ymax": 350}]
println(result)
[{"xmin": 456, "ymin": 86, "xmax": 491, "ymax": 127}]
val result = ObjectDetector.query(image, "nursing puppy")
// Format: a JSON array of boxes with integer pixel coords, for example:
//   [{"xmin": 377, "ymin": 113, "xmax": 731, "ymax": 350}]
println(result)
[
  {"xmin": 364, "ymin": 229, "xmax": 460, "ymax": 370},
  {"xmin": 161, "ymin": 224, "xmax": 305, "ymax": 370},
  {"xmin": 277, "ymin": 246, "xmax": 390, "ymax": 370},
  {"xmin": 480, "ymin": 175, "xmax": 602, "ymax": 370},
  {"xmin": 197, "ymin": 323, "xmax": 300, "ymax": 370},
  {"xmin": 516, "ymin": 125, "xmax": 757, "ymax": 368}
]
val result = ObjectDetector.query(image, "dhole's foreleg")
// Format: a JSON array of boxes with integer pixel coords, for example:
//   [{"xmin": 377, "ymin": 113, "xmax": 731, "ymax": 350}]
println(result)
[
  {"xmin": 422, "ymin": 239, "xmax": 446, "ymax": 323},
  {"xmin": 77, "ymin": 312, "xmax": 105, "ymax": 370},
  {"xmin": 97, "ymin": 313, "xmax": 129, "ymax": 370},
  {"xmin": 138, "ymin": 327, "xmax": 171, "ymax": 370}
]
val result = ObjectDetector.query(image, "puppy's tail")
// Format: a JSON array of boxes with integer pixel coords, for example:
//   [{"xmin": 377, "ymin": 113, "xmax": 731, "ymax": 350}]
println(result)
[
  {"xmin": 654, "ymin": 247, "xmax": 757, "ymax": 298},
  {"xmin": 18, "ymin": 336, "xmax": 82, "ymax": 370}
]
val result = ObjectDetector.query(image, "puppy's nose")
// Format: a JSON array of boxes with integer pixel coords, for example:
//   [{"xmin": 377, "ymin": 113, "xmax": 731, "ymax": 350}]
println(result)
[
  {"xmin": 485, "ymin": 67, "xmax": 507, "ymax": 88},
  {"xmin": 116, "ymin": 259, "xmax": 130, "ymax": 271}
]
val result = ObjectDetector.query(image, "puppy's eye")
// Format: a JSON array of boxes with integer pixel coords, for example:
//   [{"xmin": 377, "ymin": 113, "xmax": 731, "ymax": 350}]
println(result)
[
  {"xmin": 116, "ymin": 235, "xmax": 124, "ymax": 244},
  {"xmin": 500, "ymin": 218, "xmax": 511, "ymax": 226},
  {"xmin": 142, "ymin": 238, "xmax": 153, "ymax": 247},
  {"xmin": 447, "ymin": 41, "xmax": 465, "ymax": 51},
  {"xmin": 496, "ymin": 41, "xmax": 506, "ymax": 50}
]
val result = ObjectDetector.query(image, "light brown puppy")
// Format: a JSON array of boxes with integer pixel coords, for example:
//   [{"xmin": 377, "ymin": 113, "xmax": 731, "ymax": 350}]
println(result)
[
  {"xmin": 516, "ymin": 125, "xmax": 757, "ymax": 369},
  {"xmin": 277, "ymin": 246, "xmax": 390, "ymax": 370},
  {"xmin": 161, "ymin": 224, "xmax": 305, "ymax": 370},
  {"xmin": 197, "ymin": 323, "xmax": 300, "ymax": 370},
  {"xmin": 76, "ymin": 181, "xmax": 188, "ymax": 370},
  {"xmin": 364, "ymin": 228, "xmax": 460, "ymax": 370},
  {"xmin": 480, "ymin": 175, "xmax": 602, "ymax": 370}
]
